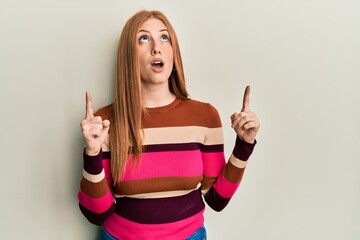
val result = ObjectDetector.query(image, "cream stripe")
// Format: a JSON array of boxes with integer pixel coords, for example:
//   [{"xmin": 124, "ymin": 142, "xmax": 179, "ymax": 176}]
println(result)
[
  {"xmin": 83, "ymin": 169, "xmax": 105, "ymax": 183},
  {"xmin": 114, "ymin": 183, "xmax": 202, "ymax": 199},
  {"xmin": 201, "ymin": 189, "xmax": 210, "ymax": 195},
  {"xmin": 229, "ymin": 154, "xmax": 247, "ymax": 169},
  {"xmin": 204, "ymin": 127, "xmax": 224, "ymax": 145},
  {"xmin": 143, "ymin": 126, "xmax": 223, "ymax": 145}
]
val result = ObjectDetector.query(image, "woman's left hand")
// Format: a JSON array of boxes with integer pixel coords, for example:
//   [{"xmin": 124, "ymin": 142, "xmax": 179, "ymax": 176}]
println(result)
[{"xmin": 231, "ymin": 85, "xmax": 260, "ymax": 144}]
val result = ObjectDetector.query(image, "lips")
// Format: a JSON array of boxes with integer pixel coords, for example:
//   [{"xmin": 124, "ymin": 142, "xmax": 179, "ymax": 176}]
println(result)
[{"xmin": 150, "ymin": 59, "xmax": 164, "ymax": 72}]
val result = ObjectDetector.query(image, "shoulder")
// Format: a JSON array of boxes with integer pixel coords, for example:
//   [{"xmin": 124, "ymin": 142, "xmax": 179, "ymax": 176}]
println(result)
[
  {"xmin": 180, "ymin": 98, "xmax": 222, "ymax": 127},
  {"xmin": 182, "ymin": 98, "xmax": 219, "ymax": 114},
  {"xmin": 94, "ymin": 104, "xmax": 113, "ymax": 120}
]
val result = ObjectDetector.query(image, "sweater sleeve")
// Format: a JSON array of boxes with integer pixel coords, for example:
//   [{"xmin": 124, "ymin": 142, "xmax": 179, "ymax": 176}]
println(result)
[
  {"xmin": 77, "ymin": 149, "xmax": 115, "ymax": 225},
  {"xmin": 201, "ymin": 104, "xmax": 256, "ymax": 211}
]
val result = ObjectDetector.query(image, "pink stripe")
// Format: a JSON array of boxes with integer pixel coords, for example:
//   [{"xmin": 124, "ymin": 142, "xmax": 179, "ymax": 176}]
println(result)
[
  {"xmin": 78, "ymin": 190, "xmax": 114, "ymax": 213},
  {"xmin": 102, "ymin": 159, "xmax": 113, "ymax": 183},
  {"xmin": 122, "ymin": 150, "xmax": 203, "ymax": 180},
  {"xmin": 104, "ymin": 209, "xmax": 204, "ymax": 239},
  {"xmin": 202, "ymin": 152, "xmax": 225, "ymax": 176},
  {"xmin": 213, "ymin": 175, "xmax": 240, "ymax": 198}
]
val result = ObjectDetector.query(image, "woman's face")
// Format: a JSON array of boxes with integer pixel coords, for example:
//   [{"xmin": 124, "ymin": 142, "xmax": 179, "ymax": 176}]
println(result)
[{"xmin": 137, "ymin": 18, "xmax": 174, "ymax": 88}]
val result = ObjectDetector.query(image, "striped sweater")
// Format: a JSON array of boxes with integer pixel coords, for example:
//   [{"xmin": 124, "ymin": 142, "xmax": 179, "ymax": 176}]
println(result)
[{"xmin": 78, "ymin": 98, "xmax": 256, "ymax": 239}]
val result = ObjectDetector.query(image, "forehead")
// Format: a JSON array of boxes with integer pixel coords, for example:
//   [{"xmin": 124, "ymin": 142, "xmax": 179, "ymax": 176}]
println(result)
[{"xmin": 138, "ymin": 18, "xmax": 167, "ymax": 32}]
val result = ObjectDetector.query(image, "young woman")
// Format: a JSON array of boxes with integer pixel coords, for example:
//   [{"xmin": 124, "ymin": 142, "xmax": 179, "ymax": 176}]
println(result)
[{"xmin": 78, "ymin": 10, "xmax": 260, "ymax": 240}]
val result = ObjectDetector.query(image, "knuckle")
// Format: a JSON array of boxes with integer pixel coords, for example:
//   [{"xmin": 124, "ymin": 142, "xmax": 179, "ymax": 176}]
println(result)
[
  {"xmin": 239, "ymin": 112, "xmax": 246, "ymax": 118},
  {"xmin": 94, "ymin": 116, "xmax": 102, "ymax": 122}
]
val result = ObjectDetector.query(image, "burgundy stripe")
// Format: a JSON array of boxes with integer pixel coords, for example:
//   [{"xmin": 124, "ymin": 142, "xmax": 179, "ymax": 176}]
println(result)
[
  {"xmin": 204, "ymin": 187, "xmax": 230, "ymax": 212},
  {"xmin": 200, "ymin": 144, "xmax": 223, "ymax": 153},
  {"xmin": 232, "ymin": 137, "xmax": 256, "ymax": 161},
  {"xmin": 143, "ymin": 143, "xmax": 223, "ymax": 153},
  {"xmin": 83, "ymin": 149, "xmax": 103, "ymax": 175},
  {"xmin": 114, "ymin": 189, "xmax": 205, "ymax": 224},
  {"xmin": 143, "ymin": 142, "xmax": 200, "ymax": 152},
  {"xmin": 79, "ymin": 203, "xmax": 115, "ymax": 226},
  {"xmin": 102, "ymin": 151, "xmax": 111, "ymax": 159}
]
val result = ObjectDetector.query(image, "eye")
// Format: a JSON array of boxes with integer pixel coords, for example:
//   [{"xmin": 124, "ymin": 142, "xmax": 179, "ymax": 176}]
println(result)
[
  {"xmin": 139, "ymin": 35, "xmax": 150, "ymax": 43},
  {"xmin": 161, "ymin": 34, "xmax": 169, "ymax": 42}
]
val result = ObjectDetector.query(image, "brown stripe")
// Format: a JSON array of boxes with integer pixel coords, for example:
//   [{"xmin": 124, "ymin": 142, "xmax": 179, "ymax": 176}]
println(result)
[
  {"xmin": 201, "ymin": 176, "xmax": 217, "ymax": 190},
  {"xmin": 80, "ymin": 177, "xmax": 111, "ymax": 198},
  {"xmin": 222, "ymin": 162, "xmax": 245, "ymax": 183},
  {"xmin": 114, "ymin": 176, "xmax": 203, "ymax": 195},
  {"xmin": 94, "ymin": 100, "xmax": 221, "ymax": 128},
  {"xmin": 143, "ymin": 99, "xmax": 222, "ymax": 128}
]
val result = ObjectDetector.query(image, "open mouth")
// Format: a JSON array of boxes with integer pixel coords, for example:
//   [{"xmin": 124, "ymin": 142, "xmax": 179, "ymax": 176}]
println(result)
[{"xmin": 151, "ymin": 60, "xmax": 164, "ymax": 69}]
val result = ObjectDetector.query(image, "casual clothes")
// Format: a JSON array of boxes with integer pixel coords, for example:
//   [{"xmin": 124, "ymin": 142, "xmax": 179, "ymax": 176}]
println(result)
[{"xmin": 78, "ymin": 98, "xmax": 256, "ymax": 239}]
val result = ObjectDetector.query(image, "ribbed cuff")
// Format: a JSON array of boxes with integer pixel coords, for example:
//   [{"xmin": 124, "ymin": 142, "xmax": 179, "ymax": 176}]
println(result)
[
  {"xmin": 83, "ymin": 148, "xmax": 103, "ymax": 175},
  {"xmin": 232, "ymin": 137, "xmax": 257, "ymax": 161}
]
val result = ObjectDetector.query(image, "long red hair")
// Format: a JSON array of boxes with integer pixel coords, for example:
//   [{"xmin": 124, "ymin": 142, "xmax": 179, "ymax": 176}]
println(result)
[{"xmin": 109, "ymin": 10, "xmax": 189, "ymax": 183}]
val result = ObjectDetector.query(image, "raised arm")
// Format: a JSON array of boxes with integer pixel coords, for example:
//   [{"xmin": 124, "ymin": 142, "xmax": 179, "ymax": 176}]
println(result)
[
  {"xmin": 78, "ymin": 92, "xmax": 115, "ymax": 225},
  {"xmin": 203, "ymin": 86, "xmax": 259, "ymax": 211}
]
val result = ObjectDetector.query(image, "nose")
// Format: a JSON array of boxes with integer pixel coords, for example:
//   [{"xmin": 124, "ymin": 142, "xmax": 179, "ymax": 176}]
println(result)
[
  {"xmin": 152, "ymin": 49, "xmax": 160, "ymax": 55},
  {"xmin": 151, "ymin": 41, "xmax": 161, "ymax": 56}
]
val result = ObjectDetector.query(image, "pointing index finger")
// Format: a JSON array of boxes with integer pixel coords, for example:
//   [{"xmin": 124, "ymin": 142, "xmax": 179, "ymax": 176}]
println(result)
[
  {"xmin": 85, "ymin": 91, "xmax": 94, "ymax": 119},
  {"xmin": 241, "ymin": 85, "xmax": 250, "ymax": 112}
]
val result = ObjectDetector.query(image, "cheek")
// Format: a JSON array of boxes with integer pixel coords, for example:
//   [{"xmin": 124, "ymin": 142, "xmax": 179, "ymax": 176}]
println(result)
[
  {"xmin": 167, "ymin": 49, "xmax": 174, "ymax": 66},
  {"xmin": 138, "ymin": 55, "xmax": 148, "ymax": 69},
  {"xmin": 139, "ymin": 60, "xmax": 148, "ymax": 77},
  {"xmin": 137, "ymin": 48, "xmax": 148, "ymax": 64}
]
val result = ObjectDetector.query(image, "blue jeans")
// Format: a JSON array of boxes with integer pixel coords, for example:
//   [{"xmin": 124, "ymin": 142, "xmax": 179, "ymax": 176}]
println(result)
[
  {"xmin": 100, "ymin": 227, "xmax": 117, "ymax": 240},
  {"xmin": 100, "ymin": 225, "xmax": 207, "ymax": 240},
  {"xmin": 185, "ymin": 225, "xmax": 207, "ymax": 240}
]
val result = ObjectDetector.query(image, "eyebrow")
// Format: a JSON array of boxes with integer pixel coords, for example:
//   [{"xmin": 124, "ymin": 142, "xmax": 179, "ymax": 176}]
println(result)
[{"xmin": 138, "ymin": 29, "xmax": 169, "ymax": 33}]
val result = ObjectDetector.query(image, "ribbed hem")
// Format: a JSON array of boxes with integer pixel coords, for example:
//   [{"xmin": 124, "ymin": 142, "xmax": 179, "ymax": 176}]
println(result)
[
  {"xmin": 232, "ymin": 137, "xmax": 256, "ymax": 161},
  {"xmin": 83, "ymin": 148, "xmax": 103, "ymax": 174}
]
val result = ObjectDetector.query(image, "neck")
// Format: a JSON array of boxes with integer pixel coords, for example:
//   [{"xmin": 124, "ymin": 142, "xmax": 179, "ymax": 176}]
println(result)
[{"xmin": 141, "ymin": 82, "xmax": 175, "ymax": 108}]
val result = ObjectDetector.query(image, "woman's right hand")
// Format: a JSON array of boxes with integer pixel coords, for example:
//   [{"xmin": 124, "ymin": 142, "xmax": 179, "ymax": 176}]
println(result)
[{"xmin": 80, "ymin": 92, "xmax": 110, "ymax": 156}]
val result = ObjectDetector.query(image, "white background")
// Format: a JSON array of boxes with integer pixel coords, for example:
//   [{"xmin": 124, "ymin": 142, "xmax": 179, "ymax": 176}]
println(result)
[{"xmin": 1, "ymin": 0, "xmax": 359, "ymax": 239}]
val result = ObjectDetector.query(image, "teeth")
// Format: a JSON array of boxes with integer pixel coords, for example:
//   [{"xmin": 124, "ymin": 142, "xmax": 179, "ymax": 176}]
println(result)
[{"xmin": 152, "ymin": 61, "xmax": 163, "ymax": 68}]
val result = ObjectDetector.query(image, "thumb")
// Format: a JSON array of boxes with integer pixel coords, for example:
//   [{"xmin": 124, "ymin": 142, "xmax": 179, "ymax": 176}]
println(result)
[{"xmin": 102, "ymin": 120, "xmax": 110, "ymax": 131}]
